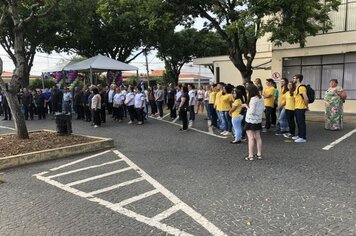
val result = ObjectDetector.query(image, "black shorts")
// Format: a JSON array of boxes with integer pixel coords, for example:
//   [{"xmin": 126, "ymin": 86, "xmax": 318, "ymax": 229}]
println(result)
[{"xmin": 245, "ymin": 122, "xmax": 262, "ymax": 131}]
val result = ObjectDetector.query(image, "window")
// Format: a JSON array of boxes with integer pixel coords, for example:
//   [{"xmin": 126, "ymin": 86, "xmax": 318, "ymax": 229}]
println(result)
[
  {"xmin": 347, "ymin": 2, "xmax": 356, "ymax": 30},
  {"xmin": 327, "ymin": 0, "xmax": 356, "ymax": 33},
  {"xmin": 282, "ymin": 53, "xmax": 356, "ymax": 99}
]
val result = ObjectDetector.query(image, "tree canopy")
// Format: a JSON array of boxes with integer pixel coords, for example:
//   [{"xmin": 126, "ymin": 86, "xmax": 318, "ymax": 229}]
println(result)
[{"xmin": 166, "ymin": 0, "xmax": 341, "ymax": 81}]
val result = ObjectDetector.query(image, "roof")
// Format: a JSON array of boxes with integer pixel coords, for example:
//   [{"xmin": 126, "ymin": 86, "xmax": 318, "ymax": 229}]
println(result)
[
  {"xmin": 1, "ymin": 71, "xmax": 41, "ymax": 78},
  {"xmin": 64, "ymin": 54, "xmax": 138, "ymax": 72}
]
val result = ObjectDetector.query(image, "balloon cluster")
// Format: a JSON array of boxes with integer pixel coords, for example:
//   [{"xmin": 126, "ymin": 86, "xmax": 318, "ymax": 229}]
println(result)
[
  {"xmin": 53, "ymin": 71, "xmax": 65, "ymax": 89},
  {"xmin": 107, "ymin": 70, "xmax": 123, "ymax": 86}
]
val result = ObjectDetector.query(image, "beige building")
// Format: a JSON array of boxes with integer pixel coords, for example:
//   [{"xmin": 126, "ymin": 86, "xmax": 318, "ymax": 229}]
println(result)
[{"xmin": 194, "ymin": 1, "xmax": 356, "ymax": 113}]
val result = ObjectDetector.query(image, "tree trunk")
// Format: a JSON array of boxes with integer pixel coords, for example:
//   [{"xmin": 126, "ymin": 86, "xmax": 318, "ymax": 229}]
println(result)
[
  {"xmin": 4, "ymin": 90, "xmax": 29, "ymax": 139},
  {"xmin": 229, "ymin": 50, "xmax": 253, "ymax": 84},
  {"xmin": 13, "ymin": 29, "xmax": 29, "ymax": 88},
  {"xmin": 0, "ymin": 29, "xmax": 30, "ymax": 139}
]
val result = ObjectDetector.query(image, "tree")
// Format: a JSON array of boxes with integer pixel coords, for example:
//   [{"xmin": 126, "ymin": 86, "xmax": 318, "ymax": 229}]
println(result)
[
  {"xmin": 57, "ymin": 0, "xmax": 180, "ymax": 63},
  {"xmin": 0, "ymin": 0, "xmax": 59, "ymax": 139},
  {"xmin": 156, "ymin": 28, "xmax": 228, "ymax": 83},
  {"xmin": 167, "ymin": 0, "xmax": 340, "ymax": 82}
]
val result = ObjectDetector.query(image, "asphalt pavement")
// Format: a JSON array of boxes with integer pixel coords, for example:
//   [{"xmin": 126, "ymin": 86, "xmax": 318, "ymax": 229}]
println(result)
[{"xmin": 0, "ymin": 111, "xmax": 355, "ymax": 235}]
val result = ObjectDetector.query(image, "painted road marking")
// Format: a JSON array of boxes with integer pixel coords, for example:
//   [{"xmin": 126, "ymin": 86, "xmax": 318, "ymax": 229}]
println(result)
[
  {"xmin": 114, "ymin": 189, "xmax": 160, "ymax": 207},
  {"xmin": 66, "ymin": 167, "xmax": 133, "ymax": 187},
  {"xmin": 113, "ymin": 149, "xmax": 227, "ymax": 236},
  {"xmin": 0, "ymin": 126, "xmax": 15, "ymax": 131},
  {"xmin": 50, "ymin": 150, "xmax": 112, "ymax": 171},
  {"xmin": 322, "ymin": 128, "xmax": 356, "ymax": 150},
  {"xmin": 34, "ymin": 149, "xmax": 227, "ymax": 236},
  {"xmin": 150, "ymin": 115, "xmax": 227, "ymax": 139},
  {"xmin": 172, "ymin": 117, "xmax": 179, "ymax": 123},
  {"xmin": 87, "ymin": 177, "xmax": 145, "ymax": 196},
  {"xmin": 47, "ymin": 159, "xmax": 123, "ymax": 179},
  {"xmin": 151, "ymin": 203, "xmax": 183, "ymax": 222}
]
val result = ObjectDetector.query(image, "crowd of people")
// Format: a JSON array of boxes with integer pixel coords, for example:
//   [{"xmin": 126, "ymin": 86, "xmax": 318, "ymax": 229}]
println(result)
[{"xmin": 0, "ymin": 73, "xmax": 347, "ymax": 160}]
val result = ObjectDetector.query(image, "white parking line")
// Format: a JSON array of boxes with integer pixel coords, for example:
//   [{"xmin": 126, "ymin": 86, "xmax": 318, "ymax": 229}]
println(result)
[
  {"xmin": 66, "ymin": 167, "xmax": 132, "ymax": 187},
  {"xmin": 50, "ymin": 150, "xmax": 112, "ymax": 171},
  {"xmin": 151, "ymin": 203, "xmax": 182, "ymax": 222},
  {"xmin": 114, "ymin": 189, "xmax": 160, "ymax": 207},
  {"xmin": 47, "ymin": 159, "xmax": 123, "ymax": 179},
  {"xmin": 87, "ymin": 177, "xmax": 145, "ymax": 196},
  {"xmin": 0, "ymin": 125, "xmax": 15, "ymax": 131},
  {"xmin": 34, "ymin": 149, "xmax": 228, "ymax": 236},
  {"xmin": 322, "ymin": 128, "xmax": 356, "ymax": 150},
  {"xmin": 113, "ymin": 150, "xmax": 227, "ymax": 236}
]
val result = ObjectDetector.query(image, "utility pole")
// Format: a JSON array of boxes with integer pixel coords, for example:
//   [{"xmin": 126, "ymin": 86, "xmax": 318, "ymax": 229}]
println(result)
[{"xmin": 144, "ymin": 51, "xmax": 150, "ymax": 87}]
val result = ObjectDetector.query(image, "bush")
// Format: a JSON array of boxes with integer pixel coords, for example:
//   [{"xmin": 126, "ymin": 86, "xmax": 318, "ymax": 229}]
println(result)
[{"xmin": 29, "ymin": 78, "xmax": 55, "ymax": 90}]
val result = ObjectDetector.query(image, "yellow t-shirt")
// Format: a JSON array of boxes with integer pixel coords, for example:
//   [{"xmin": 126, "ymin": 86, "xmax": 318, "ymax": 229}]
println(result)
[
  {"xmin": 279, "ymin": 87, "xmax": 287, "ymax": 105},
  {"xmin": 294, "ymin": 85, "xmax": 308, "ymax": 109},
  {"xmin": 284, "ymin": 93, "xmax": 295, "ymax": 111},
  {"xmin": 220, "ymin": 94, "xmax": 233, "ymax": 111},
  {"xmin": 263, "ymin": 86, "xmax": 275, "ymax": 107},
  {"xmin": 215, "ymin": 91, "xmax": 223, "ymax": 111},
  {"xmin": 209, "ymin": 91, "xmax": 216, "ymax": 104},
  {"xmin": 231, "ymin": 99, "xmax": 242, "ymax": 118}
]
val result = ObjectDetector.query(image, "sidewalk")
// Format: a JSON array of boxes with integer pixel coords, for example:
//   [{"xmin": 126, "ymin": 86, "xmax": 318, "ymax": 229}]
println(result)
[{"xmin": 306, "ymin": 112, "xmax": 356, "ymax": 124}]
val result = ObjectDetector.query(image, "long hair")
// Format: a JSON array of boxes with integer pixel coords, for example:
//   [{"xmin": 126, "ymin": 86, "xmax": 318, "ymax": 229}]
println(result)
[
  {"xmin": 235, "ymin": 85, "xmax": 247, "ymax": 103},
  {"xmin": 247, "ymin": 85, "xmax": 261, "ymax": 105},
  {"xmin": 288, "ymin": 82, "xmax": 296, "ymax": 96},
  {"xmin": 281, "ymin": 78, "xmax": 289, "ymax": 94}
]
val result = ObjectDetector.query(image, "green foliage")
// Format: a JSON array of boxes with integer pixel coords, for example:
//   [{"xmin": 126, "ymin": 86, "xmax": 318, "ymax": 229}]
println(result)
[
  {"xmin": 166, "ymin": 0, "xmax": 341, "ymax": 81},
  {"xmin": 125, "ymin": 76, "xmax": 138, "ymax": 86},
  {"xmin": 156, "ymin": 28, "xmax": 228, "ymax": 83},
  {"xmin": 29, "ymin": 78, "xmax": 56, "ymax": 90}
]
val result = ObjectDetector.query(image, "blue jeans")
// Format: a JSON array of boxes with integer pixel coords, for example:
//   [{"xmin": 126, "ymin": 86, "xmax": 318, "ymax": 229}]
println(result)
[
  {"xmin": 217, "ymin": 111, "xmax": 225, "ymax": 130},
  {"xmin": 232, "ymin": 116, "xmax": 243, "ymax": 141},
  {"xmin": 204, "ymin": 100, "xmax": 211, "ymax": 119},
  {"xmin": 222, "ymin": 111, "xmax": 232, "ymax": 132},
  {"xmin": 277, "ymin": 108, "xmax": 289, "ymax": 131}
]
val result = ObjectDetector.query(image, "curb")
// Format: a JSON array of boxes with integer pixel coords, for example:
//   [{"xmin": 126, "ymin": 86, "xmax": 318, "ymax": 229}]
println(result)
[{"xmin": 0, "ymin": 130, "xmax": 114, "ymax": 170}]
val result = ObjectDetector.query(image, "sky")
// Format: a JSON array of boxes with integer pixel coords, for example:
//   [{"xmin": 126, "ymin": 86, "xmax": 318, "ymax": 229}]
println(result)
[{"xmin": 0, "ymin": 18, "xmax": 213, "ymax": 78}]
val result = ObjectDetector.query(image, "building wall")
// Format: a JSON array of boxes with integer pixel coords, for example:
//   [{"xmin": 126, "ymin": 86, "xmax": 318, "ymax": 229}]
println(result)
[{"xmin": 271, "ymin": 30, "xmax": 356, "ymax": 113}]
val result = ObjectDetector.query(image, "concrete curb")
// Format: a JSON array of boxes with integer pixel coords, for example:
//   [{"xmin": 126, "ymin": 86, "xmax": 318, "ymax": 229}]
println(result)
[{"xmin": 0, "ymin": 130, "xmax": 114, "ymax": 170}]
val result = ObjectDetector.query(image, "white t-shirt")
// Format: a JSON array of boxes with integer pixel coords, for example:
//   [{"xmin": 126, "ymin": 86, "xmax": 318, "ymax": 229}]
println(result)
[
  {"xmin": 175, "ymin": 91, "xmax": 182, "ymax": 106},
  {"xmin": 63, "ymin": 92, "xmax": 72, "ymax": 102},
  {"xmin": 125, "ymin": 92, "xmax": 135, "ymax": 106},
  {"xmin": 113, "ymin": 92, "xmax": 125, "ymax": 106},
  {"xmin": 204, "ymin": 90, "xmax": 210, "ymax": 101},
  {"xmin": 134, "ymin": 93, "xmax": 145, "ymax": 108},
  {"xmin": 188, "ymin": 90, "xmax": 196, "ymax": 106},
  {"xmin": 197, "ymin": 89, "xmax": 204, "ymax": 99},
  {"xmin": 108, "ymin": 89, "xmax": 115, "ymax": 103}
]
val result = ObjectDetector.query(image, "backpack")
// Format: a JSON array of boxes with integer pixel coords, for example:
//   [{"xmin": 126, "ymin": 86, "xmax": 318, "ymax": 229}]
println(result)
[{"xmin": 298, "ymin": 84, "xmax": 315, "ymax": 104}]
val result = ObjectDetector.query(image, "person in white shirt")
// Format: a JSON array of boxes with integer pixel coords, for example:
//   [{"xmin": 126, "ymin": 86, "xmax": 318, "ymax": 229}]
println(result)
[
  {"xmin": 107, "ymin": 84, "xmax": 116, "ymax": 115},
  {"xmin": 196, "ymin": 86, "xmax": 205, "ymax": 114},
  {"xmin": 134, "ymin": 86, "xmax": 146, "ymax": 125},
  {"xmin": 125, "ymin": 85, "xmax": 136, "ymax": 124},
  {"xmin": 113, "ymin": 87, "xmax": 125, "ymax": 122},
  {"xmin": 243, "ymin": 85, "xmax": 265, "ymax": 161},
  {"xmin": 63, "ymin": 87, "xmax": 72, "ymax": 114},
  {"xmin": 188, "ymin": 84, "xmax": 196, "ymax": 121},
  {"xmin": 91, "ymin": 87, "xmax": 102, "ymax": 128}
]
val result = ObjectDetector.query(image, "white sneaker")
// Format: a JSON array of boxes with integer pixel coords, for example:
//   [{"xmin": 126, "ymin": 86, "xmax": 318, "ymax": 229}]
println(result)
[
  {"xmin": 283, "ymin": 133, "xmax": 292, "ymax": 138},
  {"xmin": 292, "ymin": 136, "xmax": 299, "ymax": 140},
  {"xmin": 220, "ymin": 131, "xmax": 227, "ymax": 135},
  {"xmin": 94, "ymin": 125, "xmax": 99, "ymax": 128},
  {"xmin": 223, "ymin": 132, "xmax": 232, "ymax": 136},
  {"xmin": 294, "ymin": 138, "xmax": 307, "ymax": 143}
]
